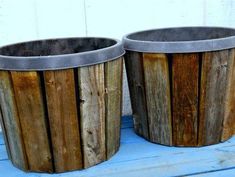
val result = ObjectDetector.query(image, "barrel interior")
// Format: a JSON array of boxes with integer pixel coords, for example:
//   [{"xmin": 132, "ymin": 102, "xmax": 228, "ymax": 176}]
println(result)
[
  {"xmin": 125, "ymin": 49, "xmax": 235, "ymax": 147},
  {"xmin": 0, "ymin": 38, "xmax": 117, "ymax": 57},
  {"xmin": 127, "ymin": 27, "xmax": 235, "ymax": 42}
]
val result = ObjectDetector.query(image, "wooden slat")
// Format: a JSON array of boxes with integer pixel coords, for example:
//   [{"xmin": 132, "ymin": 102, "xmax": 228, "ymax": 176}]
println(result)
[
  {"xmin": 172, "ymin": 53, "xmax": 199, "ymax": 146},
  {"xmin": 78, "ymin": 64, "xmax": 106, "ymax": 168},
  {"xmin": 198, "ymin": 50, "xmax": 228, "ymax": 145},
  {"xmin": 125, "ymin": 51, "xmax": 149, "ymax": 139},
  {"xmin": 105, "ymin": 58, "xmax": 123, "ymax": 159},
  {"xmin": 11, "ymin": 72, "xmax": 53, "ymax": 172},
  {"xmin": 0, "ymin": 71, "xmax": 28, "ymax": 170},
  {"xmin": 0, "ymin": 106, "xmax": 12, "ymax": 160},
  {"xmin": 0, "ymin": 95, "xmax": 12, "ymax": 161},
  {"xmin": 44, "ymin": 69, "xmax": 83, "ymax": 172},
  {"xmin": 222, "ymin": 49, "xmax": 235, "ymax": 141},
  {"xmin": 143, "ymin": 53, "xmax": 172, "ymax": 145}
]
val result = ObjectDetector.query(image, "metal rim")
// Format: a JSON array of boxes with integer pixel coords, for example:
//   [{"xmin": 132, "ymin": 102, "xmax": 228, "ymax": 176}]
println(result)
[
  {"xmin": 123, "ymin": 26, "xmax": 235, "ymax": 53},
  {"xmin": 0, "ymin": 37, "xmax": 125, "ymax": 71}
]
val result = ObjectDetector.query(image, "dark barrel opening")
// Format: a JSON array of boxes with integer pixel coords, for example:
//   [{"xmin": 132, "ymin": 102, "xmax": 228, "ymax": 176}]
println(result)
[
  {"xmin": 0, "ymin": 37, "xmax": 124, "ymax": 70},
  {"xmin": 0, "ymin": 38, "xmax": 117, "ymax": 57},
  {"xmin": 127, "ymin": 27, "xmax": 235, "ymax": 42}
]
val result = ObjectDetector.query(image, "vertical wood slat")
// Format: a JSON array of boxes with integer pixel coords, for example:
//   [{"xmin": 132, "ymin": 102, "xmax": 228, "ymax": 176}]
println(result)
[
  {"xmin": 105, "ymin": 58, "xmax": 123, "ymax": 159},
  {"xmin": 125, "ymin": 51, "xmax": 149, "ymax": 139},
  {"xmin": 44, "ymin": 69, "xmax": 83, "ymax": 172},
  {"xmin": 0, "ymin": 96, "xmax": 12, "ymax": 161},
  {"xmin": 0, "ymin": 71, "xmax": 28, "ymax": 170},
  {"xmin": 222, "ymin": 49, "xmax": 235, "ymax": 141},
  {"xmin": 0, "ymin": 107, "xmax": 12, "ymax": 160},
  {"xmin": 143, "ymin": 53, "xmax": 172, "ymax": 145},
  {"xmin": 172, "ymin": 54, "xmax": 199, "ymax": 146},
  {"xmin": 198, "ymin": 50, "xmax": 228, "ymax": 146},
  {"xmin": 78, "ymin": 64, "xmax": 106, "ymax": 168},
  {"xmin": 11, "ymin": 72, "xmax": 53, "ymax": 172}
]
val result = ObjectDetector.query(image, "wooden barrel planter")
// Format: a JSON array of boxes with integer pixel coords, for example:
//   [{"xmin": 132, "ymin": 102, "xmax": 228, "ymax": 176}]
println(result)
[
  {"xmin": 123, "ymin": 27, "xmax": 235, "ymax": 147},
  {"xmin": 0, "ymin": 37, "xmax": 124, "ymax": 173}
]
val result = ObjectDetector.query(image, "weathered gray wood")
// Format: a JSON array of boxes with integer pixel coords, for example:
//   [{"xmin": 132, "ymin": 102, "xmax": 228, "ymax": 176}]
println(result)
[
  {"xmin": 104, "ymin": 58, "xmax": 123, "ymax": 159},
  {"xmin": 0, "ymin": 71, "xmax": 28, "ymax": 170},
  {"xmin": 199, "ymin": 50, "xmax": 228, "ymax": 146},
  {"xmin": 78, "ymin": 64, "xmax": 106, "ymax": 168},
  {"xmin": 125, "ymin": 51, "xmax": 149, "ymax": 139},
  {"xmin": 11, "ymin": 72, "xmax": 53, "ymax": 172},
  {"xmin": 172, "ymin": 54, "xmax": 199, "ymax": 146},
  {"xmin": 0, "ymin": 101, "xmax": 12, "ymax": 161},
  {"xmin": 222, "ymin": 49, "xmax": 235, "ymax": 141},
  {"xmin": 143, "ymin": 53, "xmax": 172, "ymax": 145},
  {"xmin": 44, "ymin": 69, "xmax": 83, "ymax": 172}
]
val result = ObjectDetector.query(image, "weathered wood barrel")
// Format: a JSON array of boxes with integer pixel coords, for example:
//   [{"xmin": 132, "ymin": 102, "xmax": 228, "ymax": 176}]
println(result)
[
  {"xmin": 123, "ymin": 27, "xmax": 235, "ymax": 147},
  {"xmin": 0, "ymin": 37, "xmax": 124, "ymax": 172}
]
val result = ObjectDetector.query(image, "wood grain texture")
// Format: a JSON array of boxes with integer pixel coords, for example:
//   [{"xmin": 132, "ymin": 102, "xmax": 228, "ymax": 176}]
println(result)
[
  {"xmin": 11, "ymin": 72, "xmax": 53, "ymax": 172},
  {"xmin": 3, "ymin": 116, "xmax": 235, "ymax": 177},
  {"xmin": 143, "ymin": 53, "xmax": 172, "ymax": 145},
  {"xmin": 0, "ymin": 95, "xmax": 12, "ymax": 161},
  {"xmin": 198, "ymin": 50, "xmax": 228, "ymax": 145},
  {"xmin": 0, "ymin": 71, "xmax": 28, "ymax": 170},
  {"xmin": 125, "ymin": 51, "xmax": 149, "ymax": 139},
  {"xmin": 105, "ymin": 58, "xmax": 123, "ymax": 159},
  {"xmin": 222, "ymin": 49, "xmax": 235, "ymax": 141},
  {"xmin": 44, "ymin": 69, "xmax": 83, "ymax": 172},
  {"xmin": 78, "ymin": 64, "xmax": 106, "ymax": 168},
  {"xmin": 172, "ymin": 54, "xmax": 199, "ymax": 146}
]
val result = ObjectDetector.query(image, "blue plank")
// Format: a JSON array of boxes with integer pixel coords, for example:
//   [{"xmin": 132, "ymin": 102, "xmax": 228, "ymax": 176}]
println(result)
[
  {"xmin": 0, "ymin": 117, "xmax": 235, "ymax": 177},
  {"xmin": 0, "ymin": 161, "xmax": 40, "ymax": 177},
  {"xmin": 0, "ymin": 133, "xmax": 4, "ymax": 145},
  {"xmin": 121, "ymin": 116, "xmax": 133, "ymax": 129},
  {"xmin": 190, "ymin": 168, "xmax": 235, "ymax": 177},
  {"xmin": 0, "ymin": 145, "xmax": 8, "ymax": 160},
  {"xmin": 20, "ymin": 141, "xmax": 235, "ymax": 177}
]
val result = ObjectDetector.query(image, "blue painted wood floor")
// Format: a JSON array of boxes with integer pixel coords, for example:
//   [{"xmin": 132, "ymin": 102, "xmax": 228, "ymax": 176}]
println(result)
[{"xmin": 1, "ymin": 116, "xmax": 235, "ymax": 177}]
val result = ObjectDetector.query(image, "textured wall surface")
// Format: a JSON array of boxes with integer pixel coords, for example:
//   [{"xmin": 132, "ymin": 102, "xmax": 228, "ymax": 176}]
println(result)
[{"xmin": 1, "ymin": 0, "xmax": 235, "ymax": 126}]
